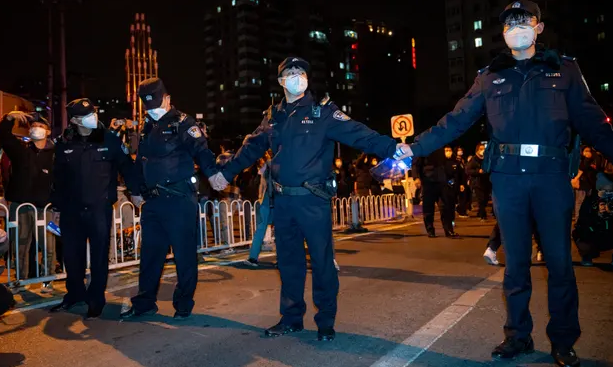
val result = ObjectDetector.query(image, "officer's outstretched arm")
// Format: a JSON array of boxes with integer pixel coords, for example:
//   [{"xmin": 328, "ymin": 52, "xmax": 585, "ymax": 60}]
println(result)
[
  {"xmin": 110, "ymin": 133, "xmax": 141, "ymax": 195},
  {"xmin": 567, "ymin": 62, "xmax": 613, "ymax": 161},
  {"xmin": 221, "ymin": 124, "xmax": 270, "ymax": 182},
  {"xmin": 50, "ymin": 143, "xmax": 67, "ymax": 211},
  {"xmin": 409, "ymin": 76, "xmax": 486, "ymax": 157},
  {"xmin": 324, "ymin": 106, "xmax": 397, "ymax": 159},
  {"xmin": 179, "ymin": 118, "xmax": 217, "ymax": 178}
]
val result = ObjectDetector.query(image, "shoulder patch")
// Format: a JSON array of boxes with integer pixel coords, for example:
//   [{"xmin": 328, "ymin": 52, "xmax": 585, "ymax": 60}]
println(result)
[
  {"xmin": 187, "ymin": 125, "xmax": 202, "ymax": 138},
  {"xmin": 333, "ymin": 110, "xmax": 351, "ymax": 121}
]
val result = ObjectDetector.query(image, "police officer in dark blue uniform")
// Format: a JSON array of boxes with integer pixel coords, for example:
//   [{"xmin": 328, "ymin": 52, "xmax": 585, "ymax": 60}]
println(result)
[
  {"xmin": 50, "ymin": 98, "xmax": 140, "ymax": 319},
  {"xmin": 394, "ymin": 2, "xmax": 613, "ymax": 366},
  {"xmin": 120, "ymin": 78, "xmax": 218, "ymax": 320},
  {"xmin": 213, "ymin": 57, "xmax": 405, "ymax": 341}
]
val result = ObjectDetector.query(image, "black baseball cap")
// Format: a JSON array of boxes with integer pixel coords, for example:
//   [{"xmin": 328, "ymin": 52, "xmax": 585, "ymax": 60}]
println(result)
[
  {"xmin": 138, "ymin": 77, "xmax": 168, "ymax": 110},
  {"xmin": 278, "ymin": 57, "xmax": 310, "ymax": 77},
  {"xmin": 499, "ymin": 0, "xmax": 541, "ymax": 23},
  {"xmin": 66, "ymin": 98, "xmax": 95, "ymax": 118}
]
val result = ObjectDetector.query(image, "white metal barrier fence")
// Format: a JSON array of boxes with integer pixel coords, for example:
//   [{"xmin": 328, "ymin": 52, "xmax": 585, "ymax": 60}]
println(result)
[{"xmin": 0, "ymin": 194, "xmax": 408, "ymax": 287}]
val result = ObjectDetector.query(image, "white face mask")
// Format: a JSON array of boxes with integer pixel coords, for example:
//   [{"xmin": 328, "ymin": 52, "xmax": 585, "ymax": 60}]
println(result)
[
  {"xmin": 147, "ymin": 108, "xmax": 167, "ymax": 121},
  {"xmin": 80, "ymin": 113, "xmax": 98, "ymax": 129},
  {"xmin": 503, "ymin": 25, "xmax": 537, "ymax": 51},
  {"xmin": 282, "ymin": 75, "xmax": 308, "ymax": 96},
  {"xmin": 29, "ymin": 127, "xmax": 47, "ymax": 141}
]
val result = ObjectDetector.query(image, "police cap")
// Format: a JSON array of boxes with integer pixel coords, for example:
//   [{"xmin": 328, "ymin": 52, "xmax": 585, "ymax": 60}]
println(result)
[
  {"xmin": 66, "ymin": 98, "xmax": 95, "ymax": 118},
  {"xmin": 278, "ymin": 57, "xmax": 310, "ymax": 77},
  {"xmin": 138, "ymin": 77, "xmax": 168, "ymax": 110},
  {"xmin": 499, "ymin": 0, "xmax": 541, "ymax": 23}
]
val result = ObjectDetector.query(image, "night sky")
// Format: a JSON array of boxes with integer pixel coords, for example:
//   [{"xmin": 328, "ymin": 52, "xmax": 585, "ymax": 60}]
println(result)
[{"xmin": 0, "ymin": 0, "xmax": 433, "ymax": 115}]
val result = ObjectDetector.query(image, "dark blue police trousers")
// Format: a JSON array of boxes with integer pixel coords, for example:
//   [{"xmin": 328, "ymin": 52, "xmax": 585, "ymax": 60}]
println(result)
[
  {"xmin": 274, "ymin": 194, "xmax": 339, "ymax": 329},
  {"xmin": 131, "ymin": 195, "xmax": 200, "ymax": 313},
  {"xmin": 61, "ymin": 204, "xmax": 113, "ymax": 308},
  {"xmin": 491, "ymin": 173, "xmax": 580, "ymax": 348}
]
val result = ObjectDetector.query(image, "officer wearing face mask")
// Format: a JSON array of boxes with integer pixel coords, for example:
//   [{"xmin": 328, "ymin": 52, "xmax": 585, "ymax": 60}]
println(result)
[
  {"xmin": 50, "ymin": 98, "xmax": 141, "ymax": 319},
  {"xmin": 393, "ymin": 1, "xmax": 613, "ymax": 365},
  {"xmin": 120, "ymin": 77, "xmax": 219, "ymax": 321},
  {"xmin": 0, "ymin": 111, "xmax": 56, "ymax": 289},
  {"xmin": 213, "ymin": 57, "xmax": 404, "ymax": 341}
]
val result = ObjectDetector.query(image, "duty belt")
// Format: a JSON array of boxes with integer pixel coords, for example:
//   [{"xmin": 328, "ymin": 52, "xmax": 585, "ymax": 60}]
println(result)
[
  {"xmin": 272, "ymin": 181, "xmax": 311, "ymax": 196},
  {"xmin": 497, "ymin": 144, "xmax": 567, "ymax": 158}
]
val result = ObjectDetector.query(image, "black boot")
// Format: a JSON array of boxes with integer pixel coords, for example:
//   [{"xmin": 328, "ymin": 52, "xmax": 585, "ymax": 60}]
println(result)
[
  {"xmin": 492, "ymin": 337, "xmax": 535, "ymax": 360},
  {"xmin": 445, "ymin": 231, "xmax": 461, "ymax": 239},
  {"xmin": 551, "ymin": 347, "xmax": 580, "ymax": 367},
  {"xmin": 86, "ymin": 305, "xmax": 105, "ymax": 319},
  {"xmin": 317, "ymin": 327, "xmax": 336, "ymax": 341},
  {"xmin": 264, "ymin": 321, "xmax": 303, "ymax": 337},
  {"xmin": 50, "ymin": 301, "xmax": 84, "ymax": 313},
  {"xmin": 119, "ymin": 306, "xmax": 158, "ymax": 320}
]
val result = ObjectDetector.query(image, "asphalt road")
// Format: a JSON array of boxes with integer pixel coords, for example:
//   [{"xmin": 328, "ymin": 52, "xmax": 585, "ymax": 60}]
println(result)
[{"xmin": 1, "ymin": 218, "xmax": 612, "ymax": 367}]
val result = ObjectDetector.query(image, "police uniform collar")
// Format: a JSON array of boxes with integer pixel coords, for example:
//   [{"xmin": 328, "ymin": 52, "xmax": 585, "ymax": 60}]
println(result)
[
  {"xmin": 278, "ymin": 91, "xmax": 314, "ymax": 111},
  {"xmin": 157, "ymin": 107, "xmax": 180, "ymax": 125},
  {"xmin": 488, "ymin": 44, "xmax": 562, "ymax": 72}
]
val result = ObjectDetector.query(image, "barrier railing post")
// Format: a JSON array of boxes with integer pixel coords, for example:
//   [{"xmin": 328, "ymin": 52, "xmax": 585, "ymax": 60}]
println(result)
[{"xmin": 344, "ymin": 194, "xmax": 368, "ymax": 233}]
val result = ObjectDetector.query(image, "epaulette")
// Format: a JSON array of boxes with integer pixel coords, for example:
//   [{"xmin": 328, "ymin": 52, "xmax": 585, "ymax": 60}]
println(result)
[
  {"xmin": 561, "ymin": 55, "xmax": 577, "ymax": 62},
  {"xmin": 477, "ymin": 66, "xmax": 489, "ymax": 75}
]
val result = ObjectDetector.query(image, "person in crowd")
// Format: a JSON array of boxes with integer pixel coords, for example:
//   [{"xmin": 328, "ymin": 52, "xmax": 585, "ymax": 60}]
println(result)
[
  {"xmin": 120, "ymin": 78, "xmax": 221, "ymax": 321},
  {"xmin": 392, "ymin": 2, "xmax": 613, "ymax": 364},
  {"xmin": 0, "ymin": 111, "xmax": 57, "ymax": 293},
  {"xmin": 412, "ymin": 147, "xmax": 460, "ymax": 238},
  {"xmin": 109, "ymin": 118, "xmax": 139, "ymax": 154},
  {"xmin": 243, "ymin": 152, "xmax": 273, "ymax": 267},
  {"xmin": 455, "ymin": 146, "xmax": 470, "ymax": 218},
  {"xmin": 484, "ymin": 221, "xmax": 542, "ymax": 266},
  {"xmin": 369, "ymin": 156, "xmax": 382, "ymax": 196},
  {"xmin": 50, "ymin": 98, "xmax": 141, "ymax": 319},
  {"xmin": 212, "ymin": 56, "xmax": 406, "ymax": 341},
  {"xmin": 354, "ymin": 153, "xmax": 372, "ymax": 197},
  {"xmin": 570, "ymin": 146, "xmax": 598, "ymax": 219},
  {"xmin": 333, "ymin": 157, "xmax": 351, "ymax": 199},
  {"xmin": 466, "ymin": 143, "xmax": 491, "ymax": 221}
]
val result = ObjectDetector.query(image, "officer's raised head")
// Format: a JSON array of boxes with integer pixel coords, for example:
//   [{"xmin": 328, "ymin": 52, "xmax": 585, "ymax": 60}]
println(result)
[
  {"xmin": 67, "ymin": 98, "xmax": 99, "ymax": 135},
  {"xmin": 138, "ymin": 77, "xmax": 171, "ymax": 121},
  {"xmin": 277, "ymin": 57, "xmax": 310, "ymax": 103},
  {"xmin": 476, "ymin": 143, "xmax": 486, "ymax": 158},
  {"xmin": 500, "ymin": 1, "xmax": 544, "ymax": 59},
  {"xmin": 27, "ymin": 114, "xmax": 51, "ymax": 143},
  {"xmin": 445, "ymin": 146, "xmax": 454, "ymax": 159}
]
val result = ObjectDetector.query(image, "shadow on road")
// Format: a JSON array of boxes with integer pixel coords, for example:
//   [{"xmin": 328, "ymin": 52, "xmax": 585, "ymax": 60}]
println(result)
[{"xmin": 0, "ymin": 353, "xmax": 25, "ymax": 367}]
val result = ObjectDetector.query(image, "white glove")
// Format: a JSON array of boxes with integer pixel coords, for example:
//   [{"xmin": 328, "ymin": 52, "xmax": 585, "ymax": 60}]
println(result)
[
  {"xmin": 131, "ymin": 195, "xmax": 145, "ymax": 208},
  {"xmin": 393, "ymin": 143, "xmax": 413, "ymax": 160},
  {"xmin": 209, "ymin": 172, "xmax": 230, "ymax": 191}
]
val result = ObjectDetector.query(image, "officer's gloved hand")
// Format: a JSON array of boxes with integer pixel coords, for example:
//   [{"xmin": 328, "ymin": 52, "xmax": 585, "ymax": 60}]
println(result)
[
  {"xmin": 131, "ymin": 195, "xmax": 145, "ymax": 208},
  {"xmin": 394, "ymin": 143, "xmax": 413, "ymax": 160},
  {"xmin": 209, "ymin": 172, "xmax": 229, "ymax": 191}
]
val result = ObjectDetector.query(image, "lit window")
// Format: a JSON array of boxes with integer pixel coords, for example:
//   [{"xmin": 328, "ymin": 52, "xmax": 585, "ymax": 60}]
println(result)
[
  {"xmin": 344, "ymin": 30, "xmax": 358, "ymax": 39},
  {"xmin": 449, "ymin": 40, "xmax": 458, "ymax": 51},
  {"xmin": 232, "ymin": 0, "xmax": 236, "ymax": 5},
  {"xmin": 330, "ymin": 71, "xmax": 334, "ymax": 77},
  {"xmin": 218, "ymin": 39, "xmax": 222, "ymax": 46},
  {"xmin": 602, "ymin": 83, "xmax": 610, "ymax": 92},
  {"xmin": 258, "ymin": 79, "xmax": 262, "ymax": 85},
  {"xmin": 388, "ymin": 31, "xmax": 393, "ymax": 36},
  {"xmin": 252, "ymin": 78, "xmax": 256, "ymax": 84},
  {"xmin": 398, "ymin": 58, "xmax": 401, "ymax": 62},
  {"xmin": 217, "ymin": 6, "xmax": 221, "ymax": 13},
  {"xmin": 342, "ymin": 105, "xmax": 347, "ymax": 112},
  {"xmin": 220, "ymin": 84, "xmax": 224, "ymax": 91},
  {"xmin": 348, "ymin": 84, "xmax": 354, "ymax": 90},
  {"xmin": 99, "ymin": 109, "xmax": 105, "ymax": 113},
  {"xmin": 475, "ymin": 37, "xmax": 483, "ymax": 47},
  {"xmin": 598, "ymin": 32, "xmax": 606, "ymax": 40},
  {"xmin": 336, "ymin": 83, "xmax": 340, "ymax": 89},
  {"xmin": 339, "ymin": 62, "xmax": 345, "ymax": 70},
  {"xmin": 388, "ymin": 53, "xmax": 391, "ymax": 57},
  {"xmin": 342, "ymin": 84, "xmax": 346, "ymax": 90},
  {"xmin": 369, "ymin": 25, "xmax": 373, "ymax": 32},
  {"xmin": 309, "ymin": 31, "xmax": 328, "ymax": 42},
  {"xmin": 474, "ymin": 20, "xmax": 482, "ymax": 30},
  {"xmin": 346, "ymin": 72, "xmax": 356, "ymax": 80},
  {"xmin": 382, "ymin": 27, "xmax": 386, "ymax": 33},
  {"xmin": 220, "ymin": 106, "xmax": 225, "ymax": 113},
  {"xmin": 584, "ymin": 18, "xmax": 588, "ymax": 23},
  {"xmin": 235, "ymin": 80, "xmax": 239, "ymax": 87},
  {"xmin": 348, "ymin": 106, "xmax": 352, "ymax": 113},
  {"xmin": 263, "ymin": 57, "xmax": 267, "ymax": 64}
]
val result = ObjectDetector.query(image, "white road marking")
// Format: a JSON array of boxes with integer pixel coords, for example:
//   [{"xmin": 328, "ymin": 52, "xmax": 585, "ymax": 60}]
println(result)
[
  {"xmin": 6, "ymin": 221, "xmax": 419, "ymax": 315},
  {"xmin": 370, "ymin": 269, "xmax": 505, "ymax": 367}
]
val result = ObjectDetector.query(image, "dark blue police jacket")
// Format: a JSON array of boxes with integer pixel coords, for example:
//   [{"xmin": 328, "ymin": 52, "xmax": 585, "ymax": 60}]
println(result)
[
  {"xmin": 136, "ymin": 108, "xmax": 216, "ymax": 189},
  {"xmin": 222, "ymin": 92, "xmax": 397, "ymax": 187},
  {"xmin": 410, "ymin": 48, "xmax": 613, "ymax": 175},
  {"xmin": 52, "ymin": 126, "xmax": 139, "ymax": 211}
]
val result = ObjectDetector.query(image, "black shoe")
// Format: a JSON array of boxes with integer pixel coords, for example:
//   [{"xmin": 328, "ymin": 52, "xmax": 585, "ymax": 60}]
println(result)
[
  {"xmin": 551, "ymin": 347, "xmax": 580, "ymax": 367},
  {"xmin": 86, "ymin": 305, "xmax": 104, "ymax": 319},
  {"xmin": 173, "ymin": 311, "xmax": 191, "ymax": 320},
  {"xmin": 50, "ymin": 301, "xmax": 83, "ymax": 313},
  {"xmin": 317, "ymin": 327, "xmax": 336, "ymax": 341},
  {"xmin": 427, "ymin": 231, "xmax": 436, "ymax": 238},
  {"xmin": 492, "ymin": 337, "xmax": 535, "ymax": 360},
  {"xmin": 445, "ymin": 231, "xmax": 461, "ymax": 239},
  {"xmin": 120, "ymin": 306, "xmax": 158, "ymax": 320},
  {"xmin": 264, "ymin": 321, "xmax": 304, "ymax": 337}
]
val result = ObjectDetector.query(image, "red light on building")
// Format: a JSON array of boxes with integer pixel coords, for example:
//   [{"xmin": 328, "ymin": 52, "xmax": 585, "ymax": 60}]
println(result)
[
  {"xmin": 355, "ymin": 64, "xmax": 359, "ymax": 71},
  {"xmin": 607, "ymin": 117, "xmax": 611, "ymax": 123},
  {"xmin": 412, "ymin": 38, "xmax": 416, "ymax": 69},
  {"xmin": 351, "ymin": 43, "xmax": 358, "ymax": 50}
]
